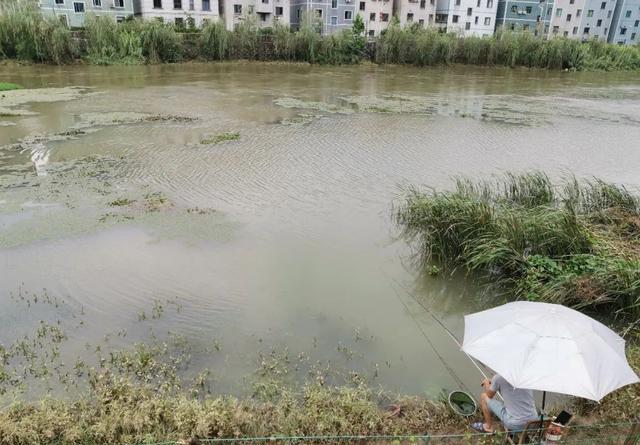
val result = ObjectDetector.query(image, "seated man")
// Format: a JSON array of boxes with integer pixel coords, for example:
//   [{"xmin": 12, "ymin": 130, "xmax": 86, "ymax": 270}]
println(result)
[{"xmin": 471, "ymin": 374, "xmax": 538, "ymax": 434}]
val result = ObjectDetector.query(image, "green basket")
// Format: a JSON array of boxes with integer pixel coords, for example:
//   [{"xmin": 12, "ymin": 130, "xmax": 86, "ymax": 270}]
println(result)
[{"xmin": 448, "ymin": 391, "xmax": 477, "ymax": 417}]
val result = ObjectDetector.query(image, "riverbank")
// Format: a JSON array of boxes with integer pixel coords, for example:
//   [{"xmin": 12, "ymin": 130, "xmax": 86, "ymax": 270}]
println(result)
[{"xmin": 2, "ymin": 4, "xmax": 640, "ymax": 70}]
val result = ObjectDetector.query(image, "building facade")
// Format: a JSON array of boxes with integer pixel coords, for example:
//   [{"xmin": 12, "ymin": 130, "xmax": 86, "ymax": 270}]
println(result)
[
  {"xmin": 436, "ymin": 0, "xmax": 498, "ymax": 36},
  {"xmin": 393, "ymin": 0, "xmax": 437, "ymax": 29},
  {"xmin": 495, "ymin": 0, "xmax": 553, "ymax": 34},
  {"xmin": 40, "ymin": 0, "xmax": 134, "ymax": 27},
  {"xmin": 360, "ymin": 0, "xmax": 393, "ymax": 36},
  {"xmin": 607, "ymin": 0, "xmax": 640, "ymax": 44},
  {"xmin": 289, "ymin": 0, "xmax": 357, "ymax": 34},
  {"xmin": 133, "ymin": 0, "xmax": 219, "ymax": 27},
  {"xmin": 549, "ymin": 0, "xmax": 615, "ymax": 39},
  {"xmin": 221, "ymin": 0, "xmax": 290, "ymax": 29}
]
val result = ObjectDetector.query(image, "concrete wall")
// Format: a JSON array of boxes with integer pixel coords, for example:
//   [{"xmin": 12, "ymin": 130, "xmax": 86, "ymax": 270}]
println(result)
[
  {"xmin": 394, "ymin": 0, "xmax": 437, "ymax": 29},
  {"xmin": 607, "ymin": 0, "xmax": 640, "ymax": 44},
  {"xmin": 550, "ymin": 0, "xmax": 614, "ymax": 39},
  {"xmin": 495, "ymin": 0, "xmax": 554, "ymax": 34},
  {"xmin": 41, "ymin": 0, "xmax": 134, "ymax": 27},
  {"xmin": 133, "ymin": 0, "xmax": 219, "ymax": 27},
  {"xmin": 360, "ymin": 0, "xmax": 394, "ymax": 36},
  {"xmin": 221, "ymin": 0, "xmax": 290, "ymax": 29}
]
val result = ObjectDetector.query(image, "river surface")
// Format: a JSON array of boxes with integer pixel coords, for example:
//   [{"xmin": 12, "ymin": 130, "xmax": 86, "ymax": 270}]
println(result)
[{"xmin": 1, "ymin": 63, "xmax": 639, "ymax": 398}]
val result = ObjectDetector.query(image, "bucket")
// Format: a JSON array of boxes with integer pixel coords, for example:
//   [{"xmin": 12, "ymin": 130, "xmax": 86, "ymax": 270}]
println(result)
[{"xmin": 448, "ymin": 391, "xmax": 477, "ymax": 417}]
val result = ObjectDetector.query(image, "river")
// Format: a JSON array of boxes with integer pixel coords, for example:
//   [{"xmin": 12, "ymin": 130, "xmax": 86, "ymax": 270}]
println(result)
[{"xmin": 1, "ymin": 63, "xmax": 639, "ymax": 398}]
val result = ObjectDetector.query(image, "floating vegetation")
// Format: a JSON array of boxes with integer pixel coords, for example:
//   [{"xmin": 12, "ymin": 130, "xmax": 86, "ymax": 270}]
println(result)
[
  {"xmin": 274, "ymin": 97, "xmax": 354, "ymax": 115},
  {"xmin": 279, "ymin": 113, "xmax": 322, "ymax": 126},
  {"xmin": 143, "ymin": 191, "xmax": 173, "ymax": 212},
  {"xmin": 0, "ymin": 82, "xmax": 22, "ymax": 91},
  {"xmin": 0, "ymin": 86, "xmax": 90, "ymax": 117},
  {"xmin": 75, "ymin": 112, "xmax": 196, "ymax": 128},
  {"xmin": 200, "ymin": 132, "xmax": 240, "ymax": 145},
  {"xmin": 395, "ymin": 172, "xmax": 640, "ymax": 320},
  {"xmin": 108, "ymin": 197, "xmax": 135, "ymax": 207}
]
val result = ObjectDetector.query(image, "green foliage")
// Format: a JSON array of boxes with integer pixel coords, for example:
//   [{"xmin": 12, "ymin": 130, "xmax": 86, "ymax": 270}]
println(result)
[
  {"xmin": 396, "ymin": 173, "xmax": 640, "ymax": 318},
  {"xmin": 0, "ymin": 82, "xmax": 22, "ymax": 91},
  {"xmin": 0, "ymin": 1, "xmax": 76, "ymax": 64},
  {"xmin": 200, "ymin": 131, "xmax": 240, "ymax": 144},
  {"xmin": 139, "ymin": 20, "xmax": 182, "ymax": 63},
  {"xmin": 85, "ymin": 15, "xmax": 143, "ymax": 64},
  {"xmin": 199, "ymin": 20, "xmax": 229, "ymax": 60}
]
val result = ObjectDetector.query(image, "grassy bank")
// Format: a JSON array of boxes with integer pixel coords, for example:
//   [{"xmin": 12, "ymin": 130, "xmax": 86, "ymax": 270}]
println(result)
[
  {"xmin": 1, "ymin": 3, "xmax": 640, "ymax": 69},
  {"xmin": 395, "ymin": 173, "xmax": 640, "ymax": 321},
  {"xmin": 0, "ymin": 82, "xmax": 22, "ymax": 91}
]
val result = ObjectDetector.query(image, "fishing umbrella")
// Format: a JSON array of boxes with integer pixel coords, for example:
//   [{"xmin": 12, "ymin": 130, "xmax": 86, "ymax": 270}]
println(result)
[{"xmin": 461, "ymin": 301, "xmax": 638, "ymax": 407}]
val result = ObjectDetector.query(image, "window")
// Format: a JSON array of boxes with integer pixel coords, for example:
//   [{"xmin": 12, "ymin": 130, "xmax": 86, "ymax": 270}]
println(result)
[
  {"xmin": 465, "ymin": 21, "xmax": 470, "ymax": 29},
  {"xmin": 187, "ymin": 16, "xmax": 195, "ymax": 26},
  {"xmin": 635, "ymin": 20, "xmax": 639, "ymax": 27},
  {"xmin": 569, "ymin": 0, "xmax": 574, "ymax": 3},
  {"xmin": 189, "ymin": 0, "xmax": 194, "ymax": 9},
  {"xmin": 604, "ymin": 27, "xmax": 607, "ymax": 33},
  {"xmin": 420, "ymin": 0, "xmax": 426, "ymax": 8},
  {"xmin": 484, "ymin": 16, "xmax": 490, "ymax": 25},
  {"xmin": 359, "ymin": 1, "xmax": 365, "ymax": 10},
  {"xmin": 552, "ymin": 25, "xmax": 559, "ymax": 33},
  {"xmin": 576, "ymin": 9, "xmax": 581, "ymax": 16},
  {"xmin": 369, "ymin": 12, "xmax": 375, "ymax": 20},
  {"xmin": 607, "ymin": 10, "xmax": 611, "ymax": 17},
  {"xmin": 431, "ymin": 0, "xmax": 435, "ymax": 5},
  {"xmin": 258, "ymin": 12, "xmax": 267, "ymax": 20},
  {"xmin": 344, "ymin": 9, "xmax": 352, "ymax": 19},
  {"xmin": 556, "ymin": 8, "xmax": 562, "ymax": 16},
  {"xmin": 428, "ymin": 13, "xmax": 433, "ymax": 22},
  {"xmin": 248, "ymin": 5, "xmax": 253, "ymax": 12},
  {"xmin": 566, "ymin": 13, "xmax": 571, "ymax": 21},
  {"xmin": 583, "ymin": 26, "xmax": 590, "ymax": 33},
  {"xmin": 93, "ymin": 0, "xmax": 101, "ymax": 6},
  {"xmin": 621, "ymin": 27, "xmax": 627, "ymax": 34},
  {"xmin": 175, "ymin": 17, "xmax": 184, "ymax": 26},
  {"xmin": 511, "ymin": 5, "xmax": 517, "ymax": 12},
  {"xmin": 174, "ymin": 0, "xmax": 181, "ymax": 8},
  {"xmin": 202, "ymin": 0, "xmax": 210, "ymax": 10},
  {"xmin": 625, "ymin": 10, "xmax": 632, "ymax": 17},
  {"xmin": 487, "ymin": 0, "xmax": 492, "ymax": 7},
  {"xmin": 114, "ymin": 0, "xmax": 124, "ymax": 7},
  {"xmin": 331, "ymin": 0, "xmax": 336, "ymax": 7},
  {"xmin": 381, "ymin": 12, "xmax": 389, "ymax": 21},
  {"xmin": 509, "ymin": 22, "xmax": 515, "ymax": 30},
  {"xmin": 407, "ymin": 12, "xmax": 413, "ymax": 21},
  {"xmin": 419, "ymin": 18, "xmax": 424, "ymax": 25},
  {"xmin": 597, "ymin": 19, "xmax": 602, "ymax": 26},
  {"xmin": 262, "ymin": 0, "xmax": 268, "ymax": 3},
  {"xmin": 525, "ymin": 6, "xmax": 531, "ymax": 13},
  {"xmin": 316, "ymin": 8, "xmax": 322, "ymax": 17},
  {"xmin": 202, "ymin": 18, "xmax": 209, "ymax": 25},
  {"xmin": 600, "ymin": 1, "xmax": 606, "ymax": 8},
  {"xmin": 632, "ymin": 32, "xmax": 636, "ymax": 39},
  {"xmin": 476, "ymin": 0, "xmax": 480, "ymax": 6},
  {"xmin": 58, "ymin": 14, "xmax": 68, "ymax": 26},
  {"xmin": 233, "ymin": 4, "xmax": 241, "ymax": 13},
  {"xmin": 154, "ymin": 0, "xmax": 162, "ymax": 8},
  {"xmin": 452, "ymin": 14, "xmax": 459, "ymax": 22},
  {"xmin": 467, "ymin": 7, "xmax": 472, "ymax": 15},
  {"xmin": 331, "ymin": 15, "xmax": 337, "ymax": 24},
  {"xmin": 563, "ymin": 30, "xmax": 568, "ymax": 35},
  {"xmin": 455, "ymin": 0, "xmax": 460, "ymax": 5},
  {"xmin": 55, "ymin": 0, "xmax": 64, "ymax": 4},
  {"xmin": 73, "ymin": 1, "xmax": 84, "ymax": 12},
  {"xmin": 523, "ymin": 23, "xmax": 529, "ymax": 30},
  {"xmin": 275, "ymin": 6, "xmax": 283, "ymax": 14},
  {"xmin": 368, "ymin": 29, "xmax": 374, "ymax": 36},
  {"xmin": 587, "ymin": 9, "xmax": 593, "ymax": 16},
  {"xmin": 474, "ymin": 15, "xmax": 478, "ymax": 23}
]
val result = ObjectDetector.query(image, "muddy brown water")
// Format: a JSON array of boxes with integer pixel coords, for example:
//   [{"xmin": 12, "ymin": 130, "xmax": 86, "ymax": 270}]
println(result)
[{"xmin": 1, "ymin": 63, "xmax": 639, "ymax": 399}]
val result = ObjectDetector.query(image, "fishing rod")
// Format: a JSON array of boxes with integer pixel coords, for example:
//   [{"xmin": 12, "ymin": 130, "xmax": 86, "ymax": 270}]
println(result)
[{"xmin": 390, "ymin": 278, "xmax": 504, "ymax": 401}]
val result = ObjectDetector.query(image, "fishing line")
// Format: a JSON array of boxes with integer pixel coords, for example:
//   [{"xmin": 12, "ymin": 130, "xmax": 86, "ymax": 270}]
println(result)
[{"xmin": 389, "ymin": 282, "xmax": 472, "ymax": 395}]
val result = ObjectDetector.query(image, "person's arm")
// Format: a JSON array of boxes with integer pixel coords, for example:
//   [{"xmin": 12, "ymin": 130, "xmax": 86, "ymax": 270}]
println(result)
[{"xmin": 482, "ymin": 377, "xmax": 497, "ymax": 399}]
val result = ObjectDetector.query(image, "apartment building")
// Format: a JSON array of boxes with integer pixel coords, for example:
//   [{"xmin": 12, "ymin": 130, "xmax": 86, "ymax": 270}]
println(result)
[
  {"xmin": 360, "ymin": 0, "xmax": 393, "ymax": 36},
  {"xmin": 133, "ymin": 0, "xmax": 219, "ymax": 27},
  {"xmin": 436, "ymin": 0, "xmax": 498, "ymax": 36},
  {"xmin": 40, "ymin": 0, "xmax": 133, "ymax": 27},
  {"xmin": 221, "ymin": 0, "xmax": 289, "ymax": 29},
  {"xmin": 549, "ymin": 0, "xmax": 615, "ymax": 39},
  {"xmin": 289, "ymin": 0, "xmax": 357, "ymax": 34},
  {"xmin": 393, "ymin": 0, "xmax": 437, "ymax": 29},
  {"xmin": 495, "ymin": 0, "xmax": 554, "ymax": 34},
  {"xmin": 607, "ymin": 0, "xmax": 640, "ymax": 44}
]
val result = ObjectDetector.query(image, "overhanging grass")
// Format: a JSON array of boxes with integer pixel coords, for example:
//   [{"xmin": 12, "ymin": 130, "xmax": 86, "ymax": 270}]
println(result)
[
  {"xmin": 395, "ymin": 173, "xmax": 640, "ymax": 319},
  {"xmin": 0, "ymin": 82, "xmax": 22, "ymax": 91}
]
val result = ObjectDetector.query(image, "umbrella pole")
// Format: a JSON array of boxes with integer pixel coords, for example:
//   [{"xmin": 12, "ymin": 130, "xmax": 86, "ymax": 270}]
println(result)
[{"xmin": 539, "ymin": 391, "xmax": 546, "ymax": 442}]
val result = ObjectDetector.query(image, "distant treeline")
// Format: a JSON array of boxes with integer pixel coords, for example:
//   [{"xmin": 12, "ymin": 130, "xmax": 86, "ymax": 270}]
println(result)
[{"xmin": 1, "ymin": 2, "xmax": 640, "ymax": 70}]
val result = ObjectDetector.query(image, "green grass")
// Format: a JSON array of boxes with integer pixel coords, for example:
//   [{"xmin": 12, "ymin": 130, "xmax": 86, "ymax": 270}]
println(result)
[
  {"xmin": 200, "ymin": 131, "xmax": 240, "ymax": 145},
  {"xmin": 395, "ymin": 172, "xmax": 640, "ymax": 319},
  {"xmin": 0, "ymin": 82, "xmax": 22, "ymax": 91}
]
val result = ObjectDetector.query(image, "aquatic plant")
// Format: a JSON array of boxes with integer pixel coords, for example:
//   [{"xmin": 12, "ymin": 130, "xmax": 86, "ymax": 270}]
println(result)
[
  {"xmin": 139, "ymin": 20, "xmax": 182, "ymax": 63},
  {"xmin": 84, "ymin": 15, "xmax": 143, "ymax": 64},
  {"xmin": 0, "ymin": 82, "xmax": 22, "ymax": 91},
  {"xmin": 200, "ymin": 132, "xmax": 240, "ymax": 145},
  {"xmin": 395, "ymin": 173, "xmax": 640, "ymax": 318}
]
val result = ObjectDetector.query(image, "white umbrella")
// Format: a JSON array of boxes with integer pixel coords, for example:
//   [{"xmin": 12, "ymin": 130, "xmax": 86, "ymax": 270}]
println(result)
[{"xmin": 461, "ymin": 301, "xmax": 639, "ymax": 402}]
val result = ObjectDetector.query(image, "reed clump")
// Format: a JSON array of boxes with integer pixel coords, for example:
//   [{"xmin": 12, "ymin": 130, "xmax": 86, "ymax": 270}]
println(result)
[{"xmin": 395, "ymin": 172, "xmax": 640, "ymax": 319}]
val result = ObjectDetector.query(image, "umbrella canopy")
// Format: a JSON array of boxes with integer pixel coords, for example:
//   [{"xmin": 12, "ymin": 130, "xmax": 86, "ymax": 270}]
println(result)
[{"xmin": 462, "ymin": 301, "xmax": 639, "ymax": 401}]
